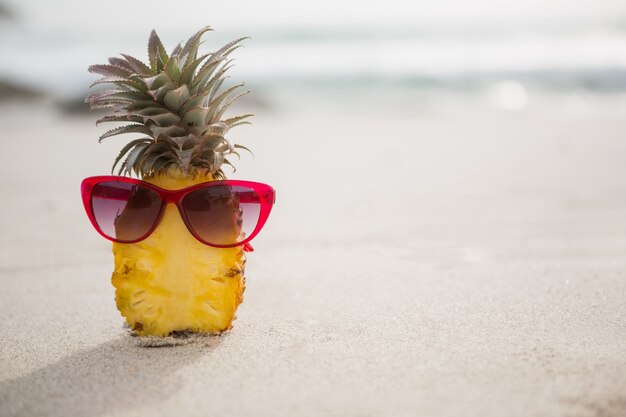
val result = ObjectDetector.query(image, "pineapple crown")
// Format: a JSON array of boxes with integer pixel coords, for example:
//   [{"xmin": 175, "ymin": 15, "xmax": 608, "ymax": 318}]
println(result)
[{"xmin": 86, "ymin": 26, "xmax": 253, "ymax": 179}]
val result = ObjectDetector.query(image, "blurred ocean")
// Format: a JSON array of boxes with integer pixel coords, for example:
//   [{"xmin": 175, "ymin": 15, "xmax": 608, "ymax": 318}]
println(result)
[{"xmin": 1, "ymin": 0, "xmax": 626, "ymax": 111}]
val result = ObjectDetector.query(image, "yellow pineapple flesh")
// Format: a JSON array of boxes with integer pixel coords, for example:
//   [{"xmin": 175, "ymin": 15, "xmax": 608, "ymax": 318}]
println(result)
[{"xmin": 111, "ymin": 169, "xmax": 245, "ymax": 336}]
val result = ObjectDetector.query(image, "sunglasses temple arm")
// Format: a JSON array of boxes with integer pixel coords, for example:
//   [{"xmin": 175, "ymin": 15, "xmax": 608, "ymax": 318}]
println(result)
[{"xmin": 243, "ymin": 242, "xmax": 254, "ymax": 252}]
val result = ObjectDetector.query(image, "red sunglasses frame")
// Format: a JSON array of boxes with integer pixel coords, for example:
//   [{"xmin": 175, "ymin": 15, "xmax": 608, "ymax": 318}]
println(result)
[{"xmin": 81, "ymin": 176, "xmax": 275, "ymax": 252}]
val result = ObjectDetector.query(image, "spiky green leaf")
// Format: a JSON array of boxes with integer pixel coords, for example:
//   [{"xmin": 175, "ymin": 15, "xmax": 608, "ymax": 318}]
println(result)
[
  {"xmin": 88, "ymin": 64, "xmax": 132, "ymax": 78},
  {"xmin": 211, "ymin": 90, "xmax": 249, "ymax": 123},
  {"xmin": 149, "ymin": 124, "xmax": 183, "ymax": 135},
  {"xmin": 193, "ymin": 60, "xmax": 233, "ymax": 96},
  {"xmin": 228, "ymin": 120, "xmax": 252, "ymax": 129},
  {"xmin": 206, "ymin": 83, "xmax": 244, "ymax": 122},
  {"xmin": 125, "ymin": 142, "xmax": 150, "ymax": 176},
  {"xmin": 96, "ymin": 114, "xmax": 145, "ymax": 126},
  {"xmin": 111, "ymin": 138, "xmax": 151, "ymax": 174},
  {"xmin": 143, "ymin": 71, "xmax": 175, "ymax": 91},
  {"xmin": 208, "ymin": 78, "xmax": 226, "ymax": 103},
  {"xmin": 170, "ymin": 43, "xmax": 182, "ymax": 58},
  {"xmin": 222, "ymin": 157, "xmax": 236, "ymax": 173},
  {"xmin": 90, "ymin": 76, "xmax": 146, "ymax": 92},
  {"xmin": 182, "ymin": 106, "xmax": 210, "ymax": 127},
  {"xmin": 164, "ymin": 55, "xmax": 181, "ymax": 83},
  {"xmin": 129, "ymin": 108, "xmax": 177, "ymax": 126},
  {"xmin": 191, "ymin": 58, "xmax": 226, "ymax": 93},
  {"xmin": 148, "ymin": 30, "xmax": 167, "ymax": 72},
  {"xmin": 151, "ymin": 157, "xmax": 173, "ymax": 174},
  {"xmin": 179, "ymin": 93, "xmax": 207, "ymax": 114},
  {"xmin": 85, "ymin": 89, "xmax": 126, "ymax": 105},
  {"xmin": 88, "ymin": 99, "xmax": 134, "ymax": 110},
  {"xmin": 140, "ymin": 146, "xmax": 175, "ymax": 173},
  {"xmin": 163, "ymin": 85, "xmax": 191, "ymax": 112},
  {"xmin": 223, "ymin": 114, "xmax": 254, "ymax": 126},
  {"xmin": 179, "ymin": 26, "xmax": 212, "ymax": 67},
  {"xmin": 99, "ymin": 124, "xmax": 152, "ymax": 142},
  {"xmin": 117, "ymin": 161, "xmax": 127, "ymax": 176},
  {"xmin": 108, "ymin": 57, "xmax": 135, "ymax": 72},
  {"xmin": 198, "ymin": 37, "xmax": 248, "ymax": 74},
  {"xmin": 148, "ymin": 112, "xmax": 181, "ymax": 127},
  {"xmin": 180, "ymin": 53, "xmax": 210, "ymax": 86},
  {"xmin": 201, "ymin": 122, "xmax": 228, "ymax": 137},
  {"xmin": 120, "ymin": 54, "xmax": 152, "ymax": 75},
  {"xmin": 90, "ymin": 91, "xmax": 152, "ymax": 105},
  {"xmin": 234, "ymin": 143, "xmax": 254, "ymax": 157}
]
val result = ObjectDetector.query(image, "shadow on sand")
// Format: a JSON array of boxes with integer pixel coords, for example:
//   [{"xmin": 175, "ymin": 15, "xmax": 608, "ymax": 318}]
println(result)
[{"xmin": 0, "ymin": 333, "xmax": 222, "ymax": 417}]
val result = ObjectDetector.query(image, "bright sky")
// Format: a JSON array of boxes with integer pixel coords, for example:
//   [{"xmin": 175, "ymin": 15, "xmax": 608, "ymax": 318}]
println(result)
[{"xmin": 7, "ymin": 0, "xmax": 626, "ymax": 36}]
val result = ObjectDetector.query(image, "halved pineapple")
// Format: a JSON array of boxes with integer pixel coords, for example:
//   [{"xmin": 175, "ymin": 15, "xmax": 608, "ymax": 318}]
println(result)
[{"xmin": 87, "ymin": 27, "xmax": 252, "ymax": 336}]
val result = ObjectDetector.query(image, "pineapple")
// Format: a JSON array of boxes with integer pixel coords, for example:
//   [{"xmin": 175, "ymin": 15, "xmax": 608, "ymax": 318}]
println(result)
[{"xmin": 86, "ymin": 27, "xmax": 253, "ymax": 336}]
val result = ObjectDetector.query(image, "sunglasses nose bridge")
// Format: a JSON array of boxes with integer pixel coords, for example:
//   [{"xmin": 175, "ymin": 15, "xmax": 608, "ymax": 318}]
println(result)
[
  {"xmin": 162, "ymin": 190, "xmax": 188, "ymax": 219},
  {"xmin": 162, "ymin": 189, "xmax": 182, "ymax": 205}
]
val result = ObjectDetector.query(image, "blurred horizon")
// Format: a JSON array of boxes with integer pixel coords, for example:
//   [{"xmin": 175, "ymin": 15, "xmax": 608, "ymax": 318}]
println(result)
[{"xmin": 1, "ymin": 0, "xmax": 626, "ymax": 113}]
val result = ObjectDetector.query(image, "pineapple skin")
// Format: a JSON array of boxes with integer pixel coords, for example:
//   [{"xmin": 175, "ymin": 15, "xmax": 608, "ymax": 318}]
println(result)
[{"xmin": 111, "ymin": 171, "xmax": 245, "ymax": 337}]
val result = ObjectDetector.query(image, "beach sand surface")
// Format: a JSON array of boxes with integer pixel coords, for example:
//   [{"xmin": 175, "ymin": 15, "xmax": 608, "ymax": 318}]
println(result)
[{"xmin": 0, "ymin": 98, "xmax": 625, "ymax": 417}]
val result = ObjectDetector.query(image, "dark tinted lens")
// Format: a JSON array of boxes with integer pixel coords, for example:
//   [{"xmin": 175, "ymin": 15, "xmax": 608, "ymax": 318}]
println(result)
[
  {"xmin": 182, "ymin": 185, "xmax": 261, "ymax": 245},
  {"xmin": 91, "ymin": 181, "xmax": 162, "ymax": 242}
]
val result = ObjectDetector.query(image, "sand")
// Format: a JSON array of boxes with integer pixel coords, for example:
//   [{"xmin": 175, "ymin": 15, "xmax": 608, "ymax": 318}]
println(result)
[{"xmin": 0, "ymin": 97, "xmax": 625, "ymax": 417}]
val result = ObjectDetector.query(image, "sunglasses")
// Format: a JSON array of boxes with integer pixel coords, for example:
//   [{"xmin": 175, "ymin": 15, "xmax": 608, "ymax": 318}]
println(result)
[{"xmin": 81, "ymin": 176, "xmax": 275, "ymax": 252}]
